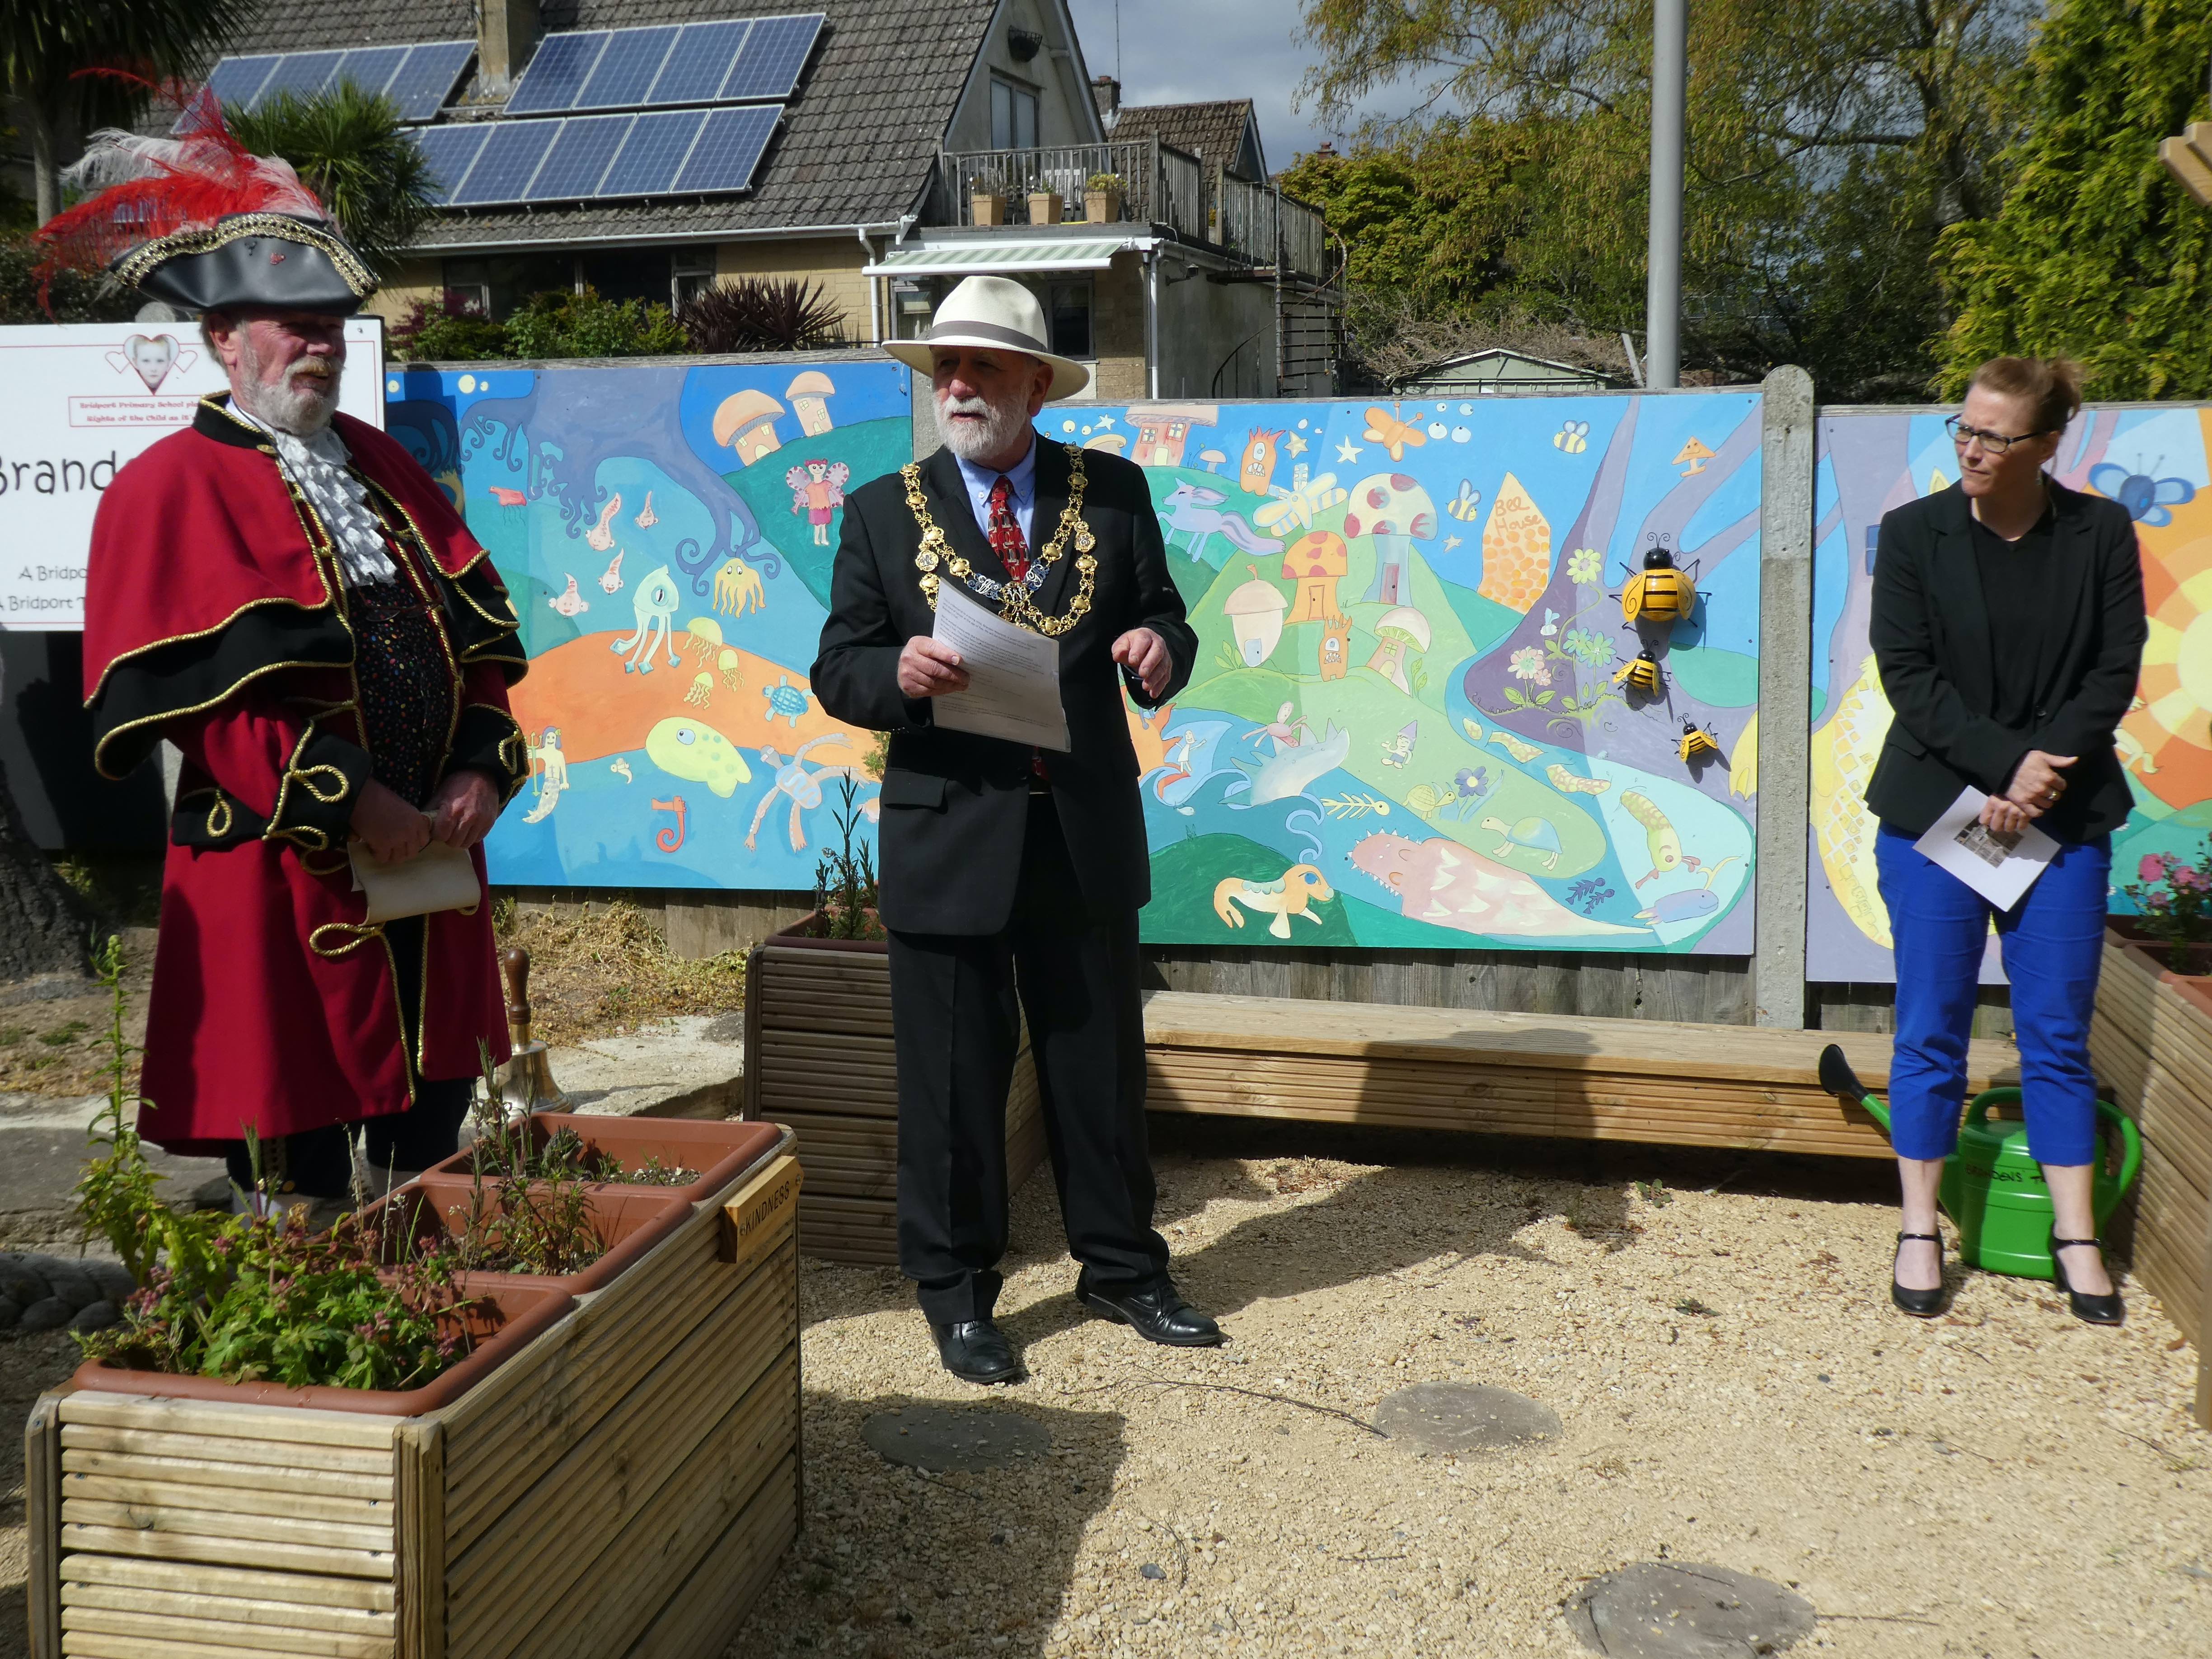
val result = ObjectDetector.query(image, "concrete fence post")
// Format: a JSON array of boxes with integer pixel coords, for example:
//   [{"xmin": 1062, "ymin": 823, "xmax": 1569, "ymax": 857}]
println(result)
[{"xmin": 1754, "ymin": 366, "xmax": 1816, "ymax": 1027}]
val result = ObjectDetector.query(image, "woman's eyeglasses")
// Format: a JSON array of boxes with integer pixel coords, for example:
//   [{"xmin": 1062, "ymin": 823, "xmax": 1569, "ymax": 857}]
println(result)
[{"xmin": 1944, "ymin": 415, "xmax": 2052, "ymax": 455}]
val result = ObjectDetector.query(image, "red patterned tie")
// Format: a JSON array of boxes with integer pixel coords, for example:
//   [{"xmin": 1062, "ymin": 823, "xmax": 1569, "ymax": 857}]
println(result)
[{"xmin": 987, "ymin": 475, "xmax": 1029, "ymax": 583}]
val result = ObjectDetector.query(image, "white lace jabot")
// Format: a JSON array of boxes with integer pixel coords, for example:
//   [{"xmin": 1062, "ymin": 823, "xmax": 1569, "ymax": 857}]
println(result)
[{"xmin": 235, "ymin": 402, "xmax": 398, "ymax": 587}]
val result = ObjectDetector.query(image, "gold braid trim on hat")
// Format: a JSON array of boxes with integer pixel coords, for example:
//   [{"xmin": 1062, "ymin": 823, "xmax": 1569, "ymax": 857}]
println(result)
[
  {"xmin": 113, "ymin": 213, "xmax": 378, "ymax": 297},
  {"xmin": 904, "ymin": 443, "xmax": 1097, "ymax": 637}
]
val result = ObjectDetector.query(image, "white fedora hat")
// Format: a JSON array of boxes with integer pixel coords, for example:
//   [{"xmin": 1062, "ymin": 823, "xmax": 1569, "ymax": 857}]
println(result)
[{"xmin": 882, "ymin": 274, "xmax": 1091, "ymax": 401}]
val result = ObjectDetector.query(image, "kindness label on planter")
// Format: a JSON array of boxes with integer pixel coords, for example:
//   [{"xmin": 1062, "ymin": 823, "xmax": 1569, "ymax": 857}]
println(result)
[{"xmin": 720, "ymin": 1154, "xmax": 801, "ymax": 1276}]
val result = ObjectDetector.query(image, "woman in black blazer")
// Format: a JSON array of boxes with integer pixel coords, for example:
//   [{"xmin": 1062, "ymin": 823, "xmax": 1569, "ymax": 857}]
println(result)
[{"xmin": 1866, "ymin": 356, "xmax": 2146, "ymax": 1324}]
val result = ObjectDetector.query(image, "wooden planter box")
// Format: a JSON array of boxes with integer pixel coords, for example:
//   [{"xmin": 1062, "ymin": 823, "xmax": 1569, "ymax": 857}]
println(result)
[
  {"xmin": 1084, "ymin": 187, "xmax": 1122, "ymax": 223},
  {"xmin": 1027, "ymin": 190, "xmax": 1064, "ymax": 225},
  {"xmin": 2090, "ymin": 923, "xmax": 2212, "ymax": 1427},
  {"xmin": 744, "ymin": 917, "xmax": 1045, "ymax": 1266},
  {"xmin": 25, "ymin": 1132, "xmax": 805, "ymax": 1659},
  {"xmin": 970, "ymin": 190, "xmax": 1008, "ymax": 225}
]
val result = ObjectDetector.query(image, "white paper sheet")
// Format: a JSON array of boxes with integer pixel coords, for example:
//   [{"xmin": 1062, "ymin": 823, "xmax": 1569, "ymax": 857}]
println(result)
[
  {"xmin": 349, "ymin": 835, "xmax": 483, "ymax": 923},
  {"xmin": 1912, "ymin": 786, "xmax": 2059, "ymax": 910},
  {"xmin": 928, "ymin": 581, "xmax": 1070, "ymax": 751}
]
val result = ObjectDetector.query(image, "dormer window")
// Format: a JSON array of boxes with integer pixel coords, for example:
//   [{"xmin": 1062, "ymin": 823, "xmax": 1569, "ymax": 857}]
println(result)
[{"xmin": 991, "ymin": 76, "xmax": 1038, "ymax": 150}]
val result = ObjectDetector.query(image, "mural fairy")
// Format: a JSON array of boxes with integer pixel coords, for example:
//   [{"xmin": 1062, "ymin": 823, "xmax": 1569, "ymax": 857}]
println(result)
[
  {"xmin": 1809, "ymin": 404, "xmax": 2212, "ymax": 982},
  {"xmin": 382, "ymin": 360, "xmax": 911, "ymax": 890},
  {"xmin": 1062, "ymin": 392, "xmax": 1766, "ymax": 951}
]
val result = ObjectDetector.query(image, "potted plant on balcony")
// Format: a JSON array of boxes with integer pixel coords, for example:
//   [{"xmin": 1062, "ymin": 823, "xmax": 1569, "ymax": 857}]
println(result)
[
  {"xmin": 745, "ymin": 777, "xmax": 1045, "ymax": 1263},
  {"xmin": 1086, "ymin": 171, "xmax": 1125, "ymax": 223},
  {"xmin": 970, "ymin": 170, "xmax": 1010, "ymax": 226},
  {"xmin": 1029, "ymin": 186, "xmax": 1066, "ymax": 225}
]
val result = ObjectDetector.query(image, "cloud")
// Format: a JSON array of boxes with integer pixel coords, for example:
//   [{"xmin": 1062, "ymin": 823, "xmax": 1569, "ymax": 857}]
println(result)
[{"xmin": 1064, "ymin": 0, "xmax": 1414, "ymax": 169}]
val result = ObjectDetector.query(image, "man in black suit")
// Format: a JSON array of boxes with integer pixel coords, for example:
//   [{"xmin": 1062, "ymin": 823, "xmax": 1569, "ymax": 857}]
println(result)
[{"xmin": 812, "ymin": 276, "xmax": 1222, "ymax": 1383}]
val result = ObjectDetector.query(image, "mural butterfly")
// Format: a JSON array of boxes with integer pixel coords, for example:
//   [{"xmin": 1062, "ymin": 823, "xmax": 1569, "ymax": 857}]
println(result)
[
  {"xmin": 2089, "ymin": 459, "xmax": 2196, "ymax": 527},
  {"xmin": 1363, "ymin": 406, "xmax": 1427, "ymax": 462}
]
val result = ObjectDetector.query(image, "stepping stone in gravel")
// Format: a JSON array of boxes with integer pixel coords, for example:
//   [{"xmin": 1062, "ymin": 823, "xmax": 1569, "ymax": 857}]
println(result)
[
  {"xmin": 1565, "ymin": 1562, "xmax": 1816, "ymax": 1657},
  {"xmin": 1374, "ymin": 1383, "xmax": 1562, "ymax": 1454},
  {"xmin": 861, "ymin": 1407, "xmax": 1050, "ymax": 1472}
]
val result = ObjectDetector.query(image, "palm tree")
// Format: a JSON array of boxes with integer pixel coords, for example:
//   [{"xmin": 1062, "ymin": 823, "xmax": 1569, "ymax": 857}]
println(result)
[
  {"xmin": 227, "ymin": 84, "xmax": 436, "ymax": 274},
  {"xmin": 1, "ymin": 0, "xmax": 257, "ymax": 222}
]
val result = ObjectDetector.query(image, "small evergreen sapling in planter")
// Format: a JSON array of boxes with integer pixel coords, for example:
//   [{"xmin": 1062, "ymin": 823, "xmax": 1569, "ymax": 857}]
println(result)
[{"xmin": 803, "ymin": 774, "xmax": 883, "ymax": 940}]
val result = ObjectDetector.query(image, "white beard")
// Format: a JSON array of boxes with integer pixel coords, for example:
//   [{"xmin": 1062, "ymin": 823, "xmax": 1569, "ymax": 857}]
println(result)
[
  {"xmin": 234, "ymin": 341, "xmax": 342, "ymax": 436},
  {"xmin": 934, "ymin": 391, "xmax": 1031, "ymax": 463}
]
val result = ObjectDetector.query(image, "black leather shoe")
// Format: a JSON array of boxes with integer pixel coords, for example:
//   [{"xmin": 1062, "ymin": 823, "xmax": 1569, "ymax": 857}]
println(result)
[
  {"xmin": 1890, "ymin": 1230, "xmax": 1946, "ymax": 1318},
  {"xmin": 929, "ymin": 1319, "xmax": 1024, "ymax": 1384},
  {"xmin": 1076, "ymin": 1271, "xmax": 1224, "ymax": 1346},
  {"xmin": 2050, "ymin": 1233, "xmax": 2125, "ymax": 1326}
]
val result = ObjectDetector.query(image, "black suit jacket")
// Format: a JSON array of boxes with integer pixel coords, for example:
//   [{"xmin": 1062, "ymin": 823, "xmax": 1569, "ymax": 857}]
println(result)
[
  {"xmin": 1865, "ymin": 479, "xmax": 2145, "ymax": 840},
  {"xmin": 811, "ymin": 438, "xmax": 1195, "ymax": 934}
]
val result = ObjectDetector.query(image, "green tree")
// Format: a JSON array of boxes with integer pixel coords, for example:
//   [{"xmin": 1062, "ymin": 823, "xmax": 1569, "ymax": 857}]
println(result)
[
  {"xmin": 1936, "ymin": 0, "xmax": 2212, "ymax": 400},
  {"xmin": 1, "ymin": 0, "xmax": 255, "ymax": 222},
  {"xmin": 227, "ymin": 84, "xmax": 436, "ymax": 275}
]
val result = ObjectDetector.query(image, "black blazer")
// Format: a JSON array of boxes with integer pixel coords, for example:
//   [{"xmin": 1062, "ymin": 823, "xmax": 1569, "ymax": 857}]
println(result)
[
  {"xmin": 1865, "ymin": 479, "xmax": 2145, "ymax": 840},
  {"xmin": 811, "ymin": 438, "xmax": 1195, "ymax": 934}
]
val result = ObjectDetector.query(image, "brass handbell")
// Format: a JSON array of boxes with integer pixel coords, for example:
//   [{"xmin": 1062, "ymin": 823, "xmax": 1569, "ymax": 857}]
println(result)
[{"xmin": 492, "ymin": 945, "xmax": 568, "ymax": 1113}]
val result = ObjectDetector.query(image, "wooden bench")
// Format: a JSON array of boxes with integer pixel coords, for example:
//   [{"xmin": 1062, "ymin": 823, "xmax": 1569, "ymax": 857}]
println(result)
[{"xmin": 1139, "ymin": 991, "xmax": 2020, "ymax": 1160}]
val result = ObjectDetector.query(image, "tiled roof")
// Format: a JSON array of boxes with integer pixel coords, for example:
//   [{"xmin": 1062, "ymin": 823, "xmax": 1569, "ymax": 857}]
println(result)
[
  {"xmin": 212, "ymin": 0, "xmax": 998, "ymax": 247},
  {"xmin": 1110, "ymin": 101, "xmax": 1260, "ymax": 180}
]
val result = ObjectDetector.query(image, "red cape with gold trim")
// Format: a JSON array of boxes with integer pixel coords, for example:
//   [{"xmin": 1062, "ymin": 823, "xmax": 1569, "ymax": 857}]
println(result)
[{"xmin": 85, "ymin": 398, "xmax": 530, "ymax": 1153}]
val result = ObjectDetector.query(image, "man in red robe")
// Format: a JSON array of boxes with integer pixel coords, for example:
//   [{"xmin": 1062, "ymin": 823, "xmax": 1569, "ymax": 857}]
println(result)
[{"xmin": 53, "ymin": 108, "xmax": 530, "ymax": 1198}]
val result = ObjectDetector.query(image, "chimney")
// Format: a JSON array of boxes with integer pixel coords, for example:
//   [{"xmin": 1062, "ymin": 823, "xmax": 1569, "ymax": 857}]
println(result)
[
  {"xmin": 479, "ymin": 0, "xmax": 539, "ymax": 96},
  {"xmin": 1091, "ymin": 75, "xmax": 1120, "ymax": 122}
]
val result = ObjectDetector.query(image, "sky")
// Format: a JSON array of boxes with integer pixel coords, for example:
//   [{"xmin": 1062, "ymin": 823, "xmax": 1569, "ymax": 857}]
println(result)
[{"xmin": 1062, "ymin": 0, "xmax": 1419, "ymax": 171}]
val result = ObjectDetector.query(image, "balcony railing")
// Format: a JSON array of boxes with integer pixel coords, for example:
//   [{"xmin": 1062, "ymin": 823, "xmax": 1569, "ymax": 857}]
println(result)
[{"xmin": 930, "ymin": 138, "xmax": 1327, "ymax": 282}]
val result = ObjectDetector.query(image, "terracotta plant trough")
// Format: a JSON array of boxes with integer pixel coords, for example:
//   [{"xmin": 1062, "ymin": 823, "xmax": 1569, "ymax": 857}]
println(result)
[{"xmin": 29, "ymin": 1126, "xmax": 805, "ymax": 1659}]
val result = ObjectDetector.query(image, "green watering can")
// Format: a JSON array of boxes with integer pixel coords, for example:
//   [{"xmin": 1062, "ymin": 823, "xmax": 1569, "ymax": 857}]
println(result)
[{"xmin": 1817, "ymin": 1045, "xmax": 2142, "ymax": 1281}]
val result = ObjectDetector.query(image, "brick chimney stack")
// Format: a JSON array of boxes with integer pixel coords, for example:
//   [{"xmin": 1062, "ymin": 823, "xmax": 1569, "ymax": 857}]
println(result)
[{"xmin": 1090, "ymin": 75, "xmax": 1120, "ymax": 124}]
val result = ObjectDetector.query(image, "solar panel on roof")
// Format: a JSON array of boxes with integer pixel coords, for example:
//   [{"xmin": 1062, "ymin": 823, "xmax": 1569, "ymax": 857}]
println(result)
[
  {"xmin": 598, "ymin": 109, "xmax": 706, "ymax": 197},
  {"xmin": 647, "ymin": 19, "xmax": 751, "ymax": 105},
  {"xmin": 206, "ymin": 55, "xmax": 279, "ymax": 109},
  {"xmin": 412, "ymin": 125, "xmax": 491, "ymax": 207},
  {"xmin": 384, "ymin": 41, "xmax": 475, "ymax": 122},
  {"xmin": 329, "ymin": 44, "xmax": 408, "ymax": 98},
  {"xmin": 577, "ymin": 25, "xmax": 677, "ymax": 111},
  {"xmin": 504, "ymin": 31, "xmax": 606, "ymax": 116},
  {"xmin": 671, "ymin": 105, "xmax": 779, "ymax": 194},
  {"xmin": 717, "ymin": 14, "xmax": 822, "ymax": 102},
  {"xmin": 527, "ymin": 114, "xmax": 634, "ymax": 201},
  {"xmin": 451, "ymin": 121, "xmax": 554, "ymax": 205},
  {"xmin": 254, "ymin": 50, "xmax": 344, "ymax": 106}
]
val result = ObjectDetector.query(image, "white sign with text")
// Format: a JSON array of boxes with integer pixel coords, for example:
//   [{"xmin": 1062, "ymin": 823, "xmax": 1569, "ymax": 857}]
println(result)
[{"xmin": 0, "ymin": 318, "xmax": 385, "ymax": 630}]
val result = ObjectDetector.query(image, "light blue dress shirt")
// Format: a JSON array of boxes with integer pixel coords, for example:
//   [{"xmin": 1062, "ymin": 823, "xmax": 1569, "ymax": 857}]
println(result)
[{"xmin": 952, "ymin": 432, "xmax": 1038, "ymax": 554}]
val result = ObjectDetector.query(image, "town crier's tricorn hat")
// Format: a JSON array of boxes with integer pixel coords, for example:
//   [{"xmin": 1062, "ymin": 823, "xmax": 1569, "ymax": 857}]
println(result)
[
  {"xmin": 882, "ymin": 274, "xmax": 1091, "ymax": 401},
  {"xmin": 33, "ymin": 89, "xmax": 375, "ymax": 316}
]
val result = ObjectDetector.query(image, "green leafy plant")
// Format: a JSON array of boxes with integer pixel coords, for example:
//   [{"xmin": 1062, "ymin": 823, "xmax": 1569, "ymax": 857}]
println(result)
[
  {"xmin": 804, "ymin": 775, "xmax": 881, "ymax": 941},
  {"xmin": 76, "ymin": 936, "xmax": 166, "ymax": 1285},
  {"xmin": 505, "ymin": 286, "xmax": 686, "ymax": 360},
  {"xmin": 1087, "ymin": 172, "xmax": 1124, "ymax": 192},
  {"xmin": 227, "ymin": 83, "xmax": 436, "ymax": 274},
  {"xmin": 390, "ymin": 292, "xmax": 511, "ymax": 363}
]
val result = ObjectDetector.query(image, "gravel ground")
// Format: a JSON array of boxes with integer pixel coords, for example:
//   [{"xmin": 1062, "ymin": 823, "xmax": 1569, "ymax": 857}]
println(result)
[{"xmin": 735, "ymin": 1121, "xmax": 2210, "ymax": 1659}]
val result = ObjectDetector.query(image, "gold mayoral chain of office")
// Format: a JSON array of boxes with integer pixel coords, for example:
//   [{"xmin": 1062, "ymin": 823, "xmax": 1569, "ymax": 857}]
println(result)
[{"xmin": 903, "ymin": 443, "xmax": 1097, "ymax": 637}]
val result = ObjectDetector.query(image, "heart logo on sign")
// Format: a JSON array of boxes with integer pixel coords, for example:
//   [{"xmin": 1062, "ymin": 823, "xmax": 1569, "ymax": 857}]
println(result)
[{"xmin": 119, "ymin": 332, "xmax": 179, "ymax": 391}]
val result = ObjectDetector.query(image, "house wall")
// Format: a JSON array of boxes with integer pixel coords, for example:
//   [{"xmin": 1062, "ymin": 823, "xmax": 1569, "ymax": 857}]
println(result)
[
  {"xmin": 714, "ymin": 237, "xmax": 877, "ymax": 344},
  {"xmin": 1090, "ymin": 252, "xmax": 1148, "ymax": 401},
  {"xmin": 365, "ymin": 258, "xmax": 442, "ymax": 330},
  {"xmin": 1153, "ymin": 266, "xmax": 1276, "ymax": 400},
  {"xmin": 943, "ymin": 0, "xmax": 1106, "ymax": 152}
]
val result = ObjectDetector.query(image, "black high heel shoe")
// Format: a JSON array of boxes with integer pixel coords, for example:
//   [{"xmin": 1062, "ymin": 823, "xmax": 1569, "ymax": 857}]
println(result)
[
  {"xmin": 2049, "ymin": 1233, "xmax": 2125, "ymax": 1326},
  {"xmin": 1891, "ymin": 1230, "xmax": 1946, "ymax": 1317}
]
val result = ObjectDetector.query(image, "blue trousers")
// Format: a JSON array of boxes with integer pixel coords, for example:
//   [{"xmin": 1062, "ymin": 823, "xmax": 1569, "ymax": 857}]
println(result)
[{"xmin": 1875, "ymin": 825, "xmax": 2110, "ymax": 1167}]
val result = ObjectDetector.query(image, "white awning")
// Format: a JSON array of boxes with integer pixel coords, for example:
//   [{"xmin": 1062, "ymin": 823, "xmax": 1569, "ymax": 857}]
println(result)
[{"xmin": 862, "ymin": 238, "xmax": 1141, "ymax": 277}]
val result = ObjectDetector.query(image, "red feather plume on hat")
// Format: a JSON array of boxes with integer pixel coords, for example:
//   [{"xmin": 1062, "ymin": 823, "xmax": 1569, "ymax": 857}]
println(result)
[{"xmin": 33, "ymin": 85, "xmax": 330, "ymax": 301}]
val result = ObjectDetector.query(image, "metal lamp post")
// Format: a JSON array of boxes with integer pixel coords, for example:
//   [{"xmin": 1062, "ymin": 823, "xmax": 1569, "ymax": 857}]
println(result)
[{"xmin": 1645, "ymin": 0, "xmax": 1687, "ymax": 389}]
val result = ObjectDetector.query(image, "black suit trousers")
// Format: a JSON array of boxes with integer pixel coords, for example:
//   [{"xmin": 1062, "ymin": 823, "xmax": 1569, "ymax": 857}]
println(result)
[{"xmin": 888, "ymin": 796, "xmax": 1168, "ymax": 1324}]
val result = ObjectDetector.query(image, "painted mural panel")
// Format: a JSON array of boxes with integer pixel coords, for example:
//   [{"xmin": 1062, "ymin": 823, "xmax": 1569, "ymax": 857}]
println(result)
[
  {"xmin": 383, "ymin": 360, "xmax": 912, "ymax": 890},
  {"xmin": 1808, "ymin": 404, "xmax": 2212, "ymax": 982},
  {"xmin": 1057, "ymin": 393, "xmax": 1765, "ymax": 951}
]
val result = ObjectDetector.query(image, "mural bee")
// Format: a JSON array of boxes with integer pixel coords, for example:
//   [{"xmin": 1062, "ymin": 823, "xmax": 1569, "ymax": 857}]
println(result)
[
  {"xmin": 2089, "ymin": 459, "xmax": 2197, "ymax": 526},
  {"xmin": 1678, "ymin": 719, "xmax": 1720, "ymax": 765},
  {"xmin": 1613, "ymin": 649, "xmax": 1663, "ymax": 696},
  {"xmin": 1446, "ymin": 479, "xmax": 1481, "ymax": 521},
  {"xmin": 1553, "ymin": 420, "xmax": 1590, "ymax": 454},
  {"xmin": 1619, "ymin": 534, "xmax": 1700, "ymax": 626}
]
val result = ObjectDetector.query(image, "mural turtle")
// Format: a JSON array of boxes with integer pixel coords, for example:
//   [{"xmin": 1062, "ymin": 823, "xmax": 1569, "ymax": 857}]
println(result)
[
  {"xmin": 1480, "ymin": 814, "xmax": 1564, "ymax": 871},
  {"xmin": 762, "ymin": 676, "xmax": 813, "ymax": 728}
]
